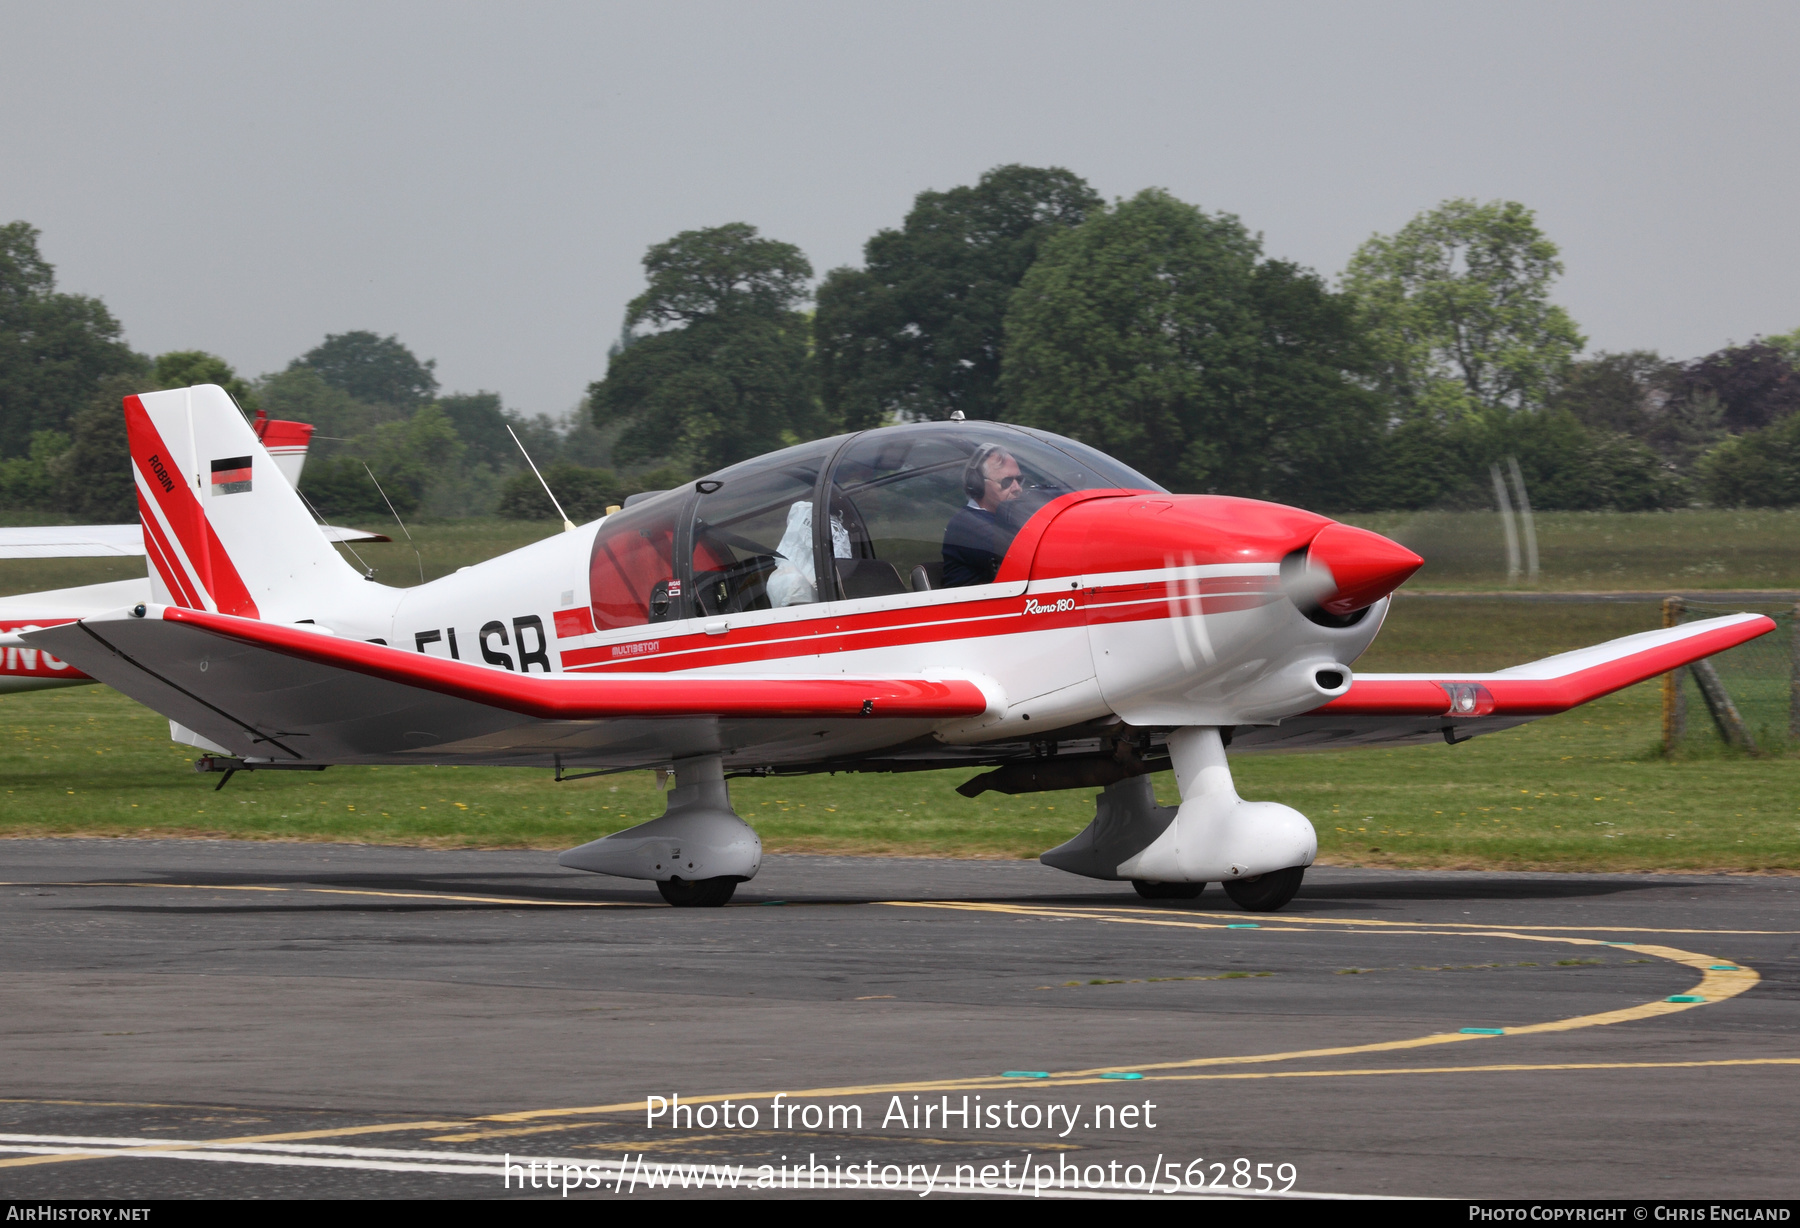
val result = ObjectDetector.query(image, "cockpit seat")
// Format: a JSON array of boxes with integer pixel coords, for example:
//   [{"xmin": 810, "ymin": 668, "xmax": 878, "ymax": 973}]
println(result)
[
  {"xmin": 909, "ymin": 562, "xmax": 942, "ymax": 592},
  {"xmin": 835, "ymin": 558, "xmax": 909, "ymax": 600}
]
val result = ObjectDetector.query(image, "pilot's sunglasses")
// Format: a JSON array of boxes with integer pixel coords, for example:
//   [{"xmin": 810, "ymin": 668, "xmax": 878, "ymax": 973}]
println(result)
[{"xmin": 990, "ymin": 474, "xmax": 1023, "ymax": 488}]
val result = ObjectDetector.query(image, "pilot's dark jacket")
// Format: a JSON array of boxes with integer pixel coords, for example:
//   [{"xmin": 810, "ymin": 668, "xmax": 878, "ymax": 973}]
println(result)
[{"xmin": 942, "ymin": 503, "xmax": 1020, "ymax": 587}]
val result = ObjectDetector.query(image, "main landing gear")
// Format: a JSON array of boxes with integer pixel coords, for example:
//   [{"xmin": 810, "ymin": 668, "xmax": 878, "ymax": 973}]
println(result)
[
  {"xmin": 1042, "ymin": 727, "xmax": 1316, "ymax": 912},
  {"xmin": 1132, "ymin": 867, "xmax": 1306, "ymax": 910},
  {"xmin": 1219, "ymin": 866, "xmax": 1306, "ymax": 912},
  {"xmin": 1132, "ymin": 880, "xmax": 1204, "ymax": 901},
  {"xmin": 657, "ymin": 876, "xmax": 740, "ymax": 908},
  {"xmin": 558, "ymin": 755, "xmax": 761, "ymax": 907}
]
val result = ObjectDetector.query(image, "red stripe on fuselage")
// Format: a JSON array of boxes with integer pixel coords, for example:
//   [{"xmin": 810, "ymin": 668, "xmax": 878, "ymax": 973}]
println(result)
[
  {"xmin": 562, "ymin": 591, "xmax": 1037, "ymax": 674},
  {"xmin": 553, "ymin": 607, "xmax": 596, "ymax": 638},
  {"xmin": 558, "ymin": 572, "xmax": 1277, "ymax": 675}
]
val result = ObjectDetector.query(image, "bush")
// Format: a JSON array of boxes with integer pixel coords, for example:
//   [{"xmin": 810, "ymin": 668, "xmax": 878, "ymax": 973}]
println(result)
[
  {"xmin": 1496, "ymin": 411, "xmax": 1685, "ymax": 511},
  {"xmin": 0, "ymin": 430, "xmax": 68, "ymax": 510},
  {"xmin": 1346, "ymin": 411, "xmax": 1685, "ymax": 513},
  {"xmin": 300, "ymin": 455, "xmax": 418, "ymax": 520},
  {"xmin": 1701, "ymin": 413, "xmax": 1800, "ymax": 507},
  {"xmin": 498, "ymin": 465, "xmax": 622, "ymax": 522}
]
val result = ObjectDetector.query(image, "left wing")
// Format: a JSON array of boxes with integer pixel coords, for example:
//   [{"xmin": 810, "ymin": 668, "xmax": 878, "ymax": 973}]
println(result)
[
  {"xmin": 1234, "ymin": 612, "xmax": 1775, "ymax": 751},
  {"xmin": 23, "ymin": 605, "xmax": 995, "ymax": 768}
]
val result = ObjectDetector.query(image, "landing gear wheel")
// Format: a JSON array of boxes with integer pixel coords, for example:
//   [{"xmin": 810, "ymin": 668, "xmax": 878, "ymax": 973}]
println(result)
[
  {"xmin": 657, "ymin": 877, "xmax": 739, "ymax": 908},
  {"xmin": 1132, "ymin": 880, "xmax": 1205, "ymax": 901},
  {"xmin": 1221, "ymin": 866, "xmax": 1305, "ymax": 912}
]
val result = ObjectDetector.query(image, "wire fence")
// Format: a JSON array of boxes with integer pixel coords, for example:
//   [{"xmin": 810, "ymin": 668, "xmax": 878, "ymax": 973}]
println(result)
[{"xmin": 1665, "ymin": 598, "xmax": 1799, "ymax": 754}]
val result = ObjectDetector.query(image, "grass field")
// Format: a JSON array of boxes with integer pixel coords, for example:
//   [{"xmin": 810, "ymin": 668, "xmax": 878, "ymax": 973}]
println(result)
[
  {"xmin": 3, "ymin": 595, "xmax": 1793, "ymax": 872},
  {"xmin": 6, "ymin": 508, "xmax": 1800, "ymax": 599},
  {"xmin": 1344, "ymin": 507, "xmax": 1800, "ymax": 592}
]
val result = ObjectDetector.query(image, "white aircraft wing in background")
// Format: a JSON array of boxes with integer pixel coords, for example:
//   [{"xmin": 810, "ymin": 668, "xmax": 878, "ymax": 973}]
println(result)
[{"xmin": 0, "ymin": 523, "xmax": 391, "ymax": 559}]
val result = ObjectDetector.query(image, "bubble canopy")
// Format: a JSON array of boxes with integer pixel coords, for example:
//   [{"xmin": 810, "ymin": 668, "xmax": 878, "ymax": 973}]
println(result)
[{"xmin": 587, "ymin": 421, "xmax": 1163, "ymax": 631}]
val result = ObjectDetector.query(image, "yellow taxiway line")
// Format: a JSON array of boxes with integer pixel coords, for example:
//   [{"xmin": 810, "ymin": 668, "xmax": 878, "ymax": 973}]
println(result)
[
  {"xmin": 5, "ymin": 886, "xmax": 1784, "ymax": 1155},
  {"xmin": 470, "ymin": 899, "xmax": 1765, "ymax": 1122}
]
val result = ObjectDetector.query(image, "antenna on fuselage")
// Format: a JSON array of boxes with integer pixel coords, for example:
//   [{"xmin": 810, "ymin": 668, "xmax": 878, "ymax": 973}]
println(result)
[
  {"xmin": 508, "ymin": 425, "xmax": 576, "ymax": 533},
  {"xmin": 362, "ymin": 463, "xmax": 426, "ymax": 584}
]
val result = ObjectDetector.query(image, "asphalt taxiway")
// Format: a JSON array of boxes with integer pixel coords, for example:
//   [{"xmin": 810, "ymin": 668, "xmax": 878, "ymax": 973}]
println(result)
[{"xmin": 0, "ymin": 839, "xmax": 1795, "ymax": 1199}]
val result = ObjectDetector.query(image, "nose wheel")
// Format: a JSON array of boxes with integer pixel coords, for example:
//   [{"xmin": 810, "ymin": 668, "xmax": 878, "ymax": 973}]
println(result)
[{"xmin": 1220, "ymin": 866, "xmax": 1305, "ymax": 912}]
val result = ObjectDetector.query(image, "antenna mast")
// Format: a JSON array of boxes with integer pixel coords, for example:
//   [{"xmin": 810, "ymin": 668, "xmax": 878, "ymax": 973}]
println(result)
[{"xmin": 508, "ymin": 425, "xmax": 576, "ymax": 533}]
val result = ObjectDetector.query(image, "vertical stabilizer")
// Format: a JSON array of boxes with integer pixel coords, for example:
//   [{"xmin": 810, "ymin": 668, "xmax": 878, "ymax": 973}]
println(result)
[{"xmin": 126, "ymin": 385, "xmax": 363, "ymax": 621}]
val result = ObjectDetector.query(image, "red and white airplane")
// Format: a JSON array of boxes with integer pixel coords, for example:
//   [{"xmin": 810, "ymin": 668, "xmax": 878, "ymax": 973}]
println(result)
[
  {"xmin": 19, "ymin": 386, "xmax": 1774, "ymax": 910},
  {"xmin": 0, "ymin": 409, "xmax": 386, "ymax": 692}
]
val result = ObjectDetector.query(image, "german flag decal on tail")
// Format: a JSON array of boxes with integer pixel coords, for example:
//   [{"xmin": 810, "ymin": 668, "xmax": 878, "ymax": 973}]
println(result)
[{"xmin": 210, "ymin": 456, "xmax": 252, "ymax": 495}]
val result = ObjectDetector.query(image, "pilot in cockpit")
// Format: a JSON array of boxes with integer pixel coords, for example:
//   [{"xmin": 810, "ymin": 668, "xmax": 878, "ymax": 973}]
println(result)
[{"xmin": 941, "ymin": 443, "xmax": 1025, "ymax": 587}]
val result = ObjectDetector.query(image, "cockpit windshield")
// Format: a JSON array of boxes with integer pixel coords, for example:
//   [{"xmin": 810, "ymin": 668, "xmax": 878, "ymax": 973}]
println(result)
[
  {"xmin": 587, "ymin": 422, "xmax": 1160, "ymax": 627},
  {"xmin": 825, "ymin": 423, "xmax": 1161, "ymax": 595}
]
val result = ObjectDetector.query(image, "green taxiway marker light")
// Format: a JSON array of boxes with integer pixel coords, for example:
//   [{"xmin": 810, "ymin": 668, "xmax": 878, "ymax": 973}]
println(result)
[
  {"xmin": 1226, "ymin": 923, "xmax": 1260, "ymax": 929},
  {"xmin": 1002, "ymin": 1071, "xmax": 1050, "ymax": 1079},
  {"xmin": 1459, "ymin": 1028, "xmax": 1506, "ymax": 1035},
  {"xmin": 1710, "ymin": 965, "xmax": 1741, "ymax": 971},
  {"xmin": 759, "ymin": 901, "xmax": 788, "ymax": 906},
  {"xmin": 1099, "ymin": 1072, "xmax": 1144, "ymax": 1080},
  {"xmin": 1667, "ymin": 995, "xmax": 1705, "ymax": 1004},
  {"xmin": 1604, "ymin": 941, "xmax": 1636, "ymax": 946}
]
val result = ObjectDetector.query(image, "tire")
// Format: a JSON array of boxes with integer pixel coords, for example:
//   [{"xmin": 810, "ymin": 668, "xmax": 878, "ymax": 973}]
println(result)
[
  {"xmin": 1221, "ymin": 866, "xmax": 1305, "ymax": 912},
  {"xmin": 657, "ymin": 876, "xmax": 739, "ymax": 908},
  {"xmin": 1131, "ymin": 880, "xmax": 1205, "ymax": 901}
]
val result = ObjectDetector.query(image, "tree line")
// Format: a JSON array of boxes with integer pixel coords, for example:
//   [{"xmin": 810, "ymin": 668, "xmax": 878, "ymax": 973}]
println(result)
[
  {"xmin": 5, "ymin": 170, "xmax": 1799, "ymax": 526},
  {"xmin": 591, "ymin": 174, "xmax": 1800, "ymax": 513},
  {"xmin": 0, "ymin": 221, "xmax": 674, "ymax": 523}
]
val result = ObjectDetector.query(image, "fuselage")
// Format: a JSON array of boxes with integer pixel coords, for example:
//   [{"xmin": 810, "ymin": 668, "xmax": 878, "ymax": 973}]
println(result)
[
  {"xmin": 5, "ymin": 418, "xmax": 1421, "ymax": 768},
  {"xmin": 207, "ymin": 421, "xmax": 1415, "ymax": 767}
]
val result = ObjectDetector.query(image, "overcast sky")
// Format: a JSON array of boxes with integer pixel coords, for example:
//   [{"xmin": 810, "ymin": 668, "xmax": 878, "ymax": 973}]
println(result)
[{"xmin": 3, "ymin": 1, "xmax": 1796, "ymax": 419}]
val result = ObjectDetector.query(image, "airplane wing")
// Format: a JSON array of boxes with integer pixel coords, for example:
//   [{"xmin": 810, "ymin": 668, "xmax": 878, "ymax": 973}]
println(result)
[
  {"xmin": 0, "ymin": 523, "xmax": 391, "ymax": 559},
  {"xmin": 0, "ymin": 524, "xmax": 146, "ymax": 558},
  {"xmin": 22, "ymin": 605, "xmax": 994, "ymax": 767},
  {"xmin": 1233, "ymin": 612, "xmax": 1776, "ymax": 751}
]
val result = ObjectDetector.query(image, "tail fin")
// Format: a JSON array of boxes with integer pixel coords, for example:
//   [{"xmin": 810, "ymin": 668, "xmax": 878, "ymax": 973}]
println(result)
[{"xmin": 126, "ymin": 385, "xmax": 363, "ymax": 621}]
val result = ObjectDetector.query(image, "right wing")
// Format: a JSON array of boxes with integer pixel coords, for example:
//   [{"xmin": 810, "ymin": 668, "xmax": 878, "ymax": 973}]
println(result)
[{"xmin": 1234, "ymin": 612, "xmax": 1775, "ymax": 751}]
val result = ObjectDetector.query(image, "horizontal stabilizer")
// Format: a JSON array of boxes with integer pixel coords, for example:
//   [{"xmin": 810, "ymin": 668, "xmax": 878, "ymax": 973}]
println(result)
[{"xmin": 0, "ymin": 523, "xmax": 391, "ymax": 559}]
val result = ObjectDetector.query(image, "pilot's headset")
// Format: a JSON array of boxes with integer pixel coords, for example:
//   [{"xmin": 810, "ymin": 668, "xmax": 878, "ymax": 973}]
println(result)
[{"xmin": 963, "ymin": 443, "xmax": 1005, "ymax": 501}]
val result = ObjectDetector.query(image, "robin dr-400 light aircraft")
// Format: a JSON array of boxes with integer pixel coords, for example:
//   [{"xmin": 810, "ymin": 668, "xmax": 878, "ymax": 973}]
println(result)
[{"xmin": 21, "ymin": 386, "xmax": 1774, "ymax": 910}]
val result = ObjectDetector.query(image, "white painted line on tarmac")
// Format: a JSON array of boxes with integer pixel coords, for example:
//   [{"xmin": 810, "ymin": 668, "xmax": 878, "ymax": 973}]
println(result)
[{"xmin": 0, "ymin": 1133, "xmax": 1385, "ymax": 1198}]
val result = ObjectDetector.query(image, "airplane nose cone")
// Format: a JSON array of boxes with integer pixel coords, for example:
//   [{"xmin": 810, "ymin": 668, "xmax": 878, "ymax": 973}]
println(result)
[{"xmin": 1304, "ymin": 523, "xmax": 1424, "ymax": 616}]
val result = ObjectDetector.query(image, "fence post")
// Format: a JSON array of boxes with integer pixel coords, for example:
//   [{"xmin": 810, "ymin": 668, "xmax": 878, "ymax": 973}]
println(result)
[
  {"xmin": 1691, "ymin": 656, "xmax": 1758, "ymax": 754},
  {"xmin": 1662, "ymin": 596, "xmax": 1686, "ymax": 751}
]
